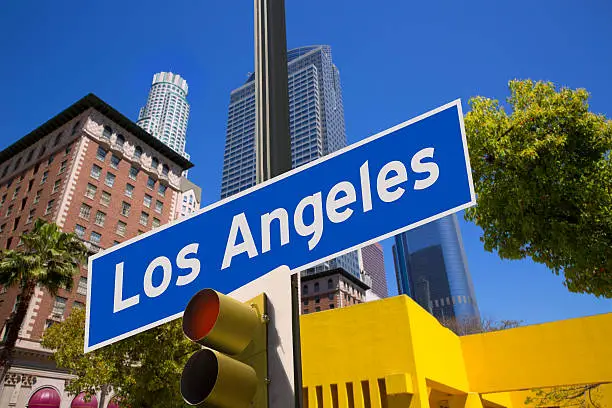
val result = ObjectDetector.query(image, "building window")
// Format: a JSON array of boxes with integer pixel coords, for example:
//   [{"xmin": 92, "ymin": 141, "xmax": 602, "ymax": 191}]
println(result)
[
  {"xmin": 59, "ymin": 160, "xmax": 68, "ymax": 174},
  {"xmin": 329, "ymin": 304, "xmax": 335, "ymax": 309},
  {"xmin": 116, "ymin": 134, "xmax": 125, "ymax": 148},
  {"xmin": 155, "ymin": 200, "xmax": 163, "ymax": 214},
  {"xmin": 158, "ymin": 184, "xmax": 167, "ymax": 196},
  {"xmin": 45, "ymin": 200, "xmax": 54, "ymax": 215},
  {"xmin": 65, "ymin": 145, "xmax": 72, "ymax": 156},
  {"xmin": 41, "ymin": 171, "xmax": 49, "ymax": 184},
  {"xmin": 162, "ymin": 165, "xmax": 169, "ymax": 176},
  {"xmin": 26, "ymin": 210, "xmax": 35, "ymax": 224},
  {"xmin": 53, "ymin": 132, "xmax": 63, "ymax": 146},
  {"xmin": 151, "ymin": 157, "xmax": 159, "ymax": 169},
  {"xmin": 47, "ymin": 154, "xmax": 55, "ymax": 166},
  {"xmin": 96, "ymin": 147, "xmax": 108, "ymax": 161},
  {"xmin": 52, "ymin": 296, "xmax": 67, "ymax": 316},
  {"xmin": 303, "ymin": 285, "xmax": 308, "ymax": 295},
  {"xmin": 94, "ymin": 211, "xmax": 106, "ymax": 227},
  {"xmin": 315, "ymin": 307, "xmax": 321, "ymax": 312},
  {"xmin": 77, "ymin": 277, "xmax": 87, "ymax": 296},
  {"xmin": 71, "ymin": 120, "xmax": 81, "ymax": 136},
  {"xmin": 303, "ymin": 299, "xmax": 309, "ymax": 306},
  {"xmin": 125, "ymin": 183, "xmax": 134, "ymax": 198},
  {"xmin": 314, "ymin": 282, "xmax": 319, "ymax": 292},
  {"xmin": 315, "ymin": 296, "xmax": 320, "ymax": 304},
  {"xmin": 152, "ymin": 218, "xmax": 160, "ymax": 228},
  {"xmin": 90, "ymin": 231, "xmax": 101, "ymax": 244},
  {"xmin": 33, "ymin": 191, "xmax": 41, "ymax": 205},
  {"xmin": 79, "ymin": 203, "xmax": 92, "ymax": 220},
  {"xmin": 328, "ymin": 293, "xmax": 334, "ymax": 300},
  {"xmin": 121, "ymin": 202, "xmax": 131, "ymax": 217},
  {"xmin": 85, "ymin": 183, "xmax": 97, "ymax": 199},
  {"xmin": 102, "ymin": 126, "xmax": 112, "ymax": 139},
  {"xmin": 147, "ymin": 177, "xmax": 155, "ymax": 190},
  {"xmin": 100, "ymin": 191, "xmax": 111, "ymax": 207},
  {"xmin": 52, "ymin": 180, "xmax": 61, "ymax": 194},
  {"xmin": 116, "ymin": 221, "xmax": 127, "ymax": 236},
  {"xmin": 73, "ymin": 301, "xmax": 85, "ymax": 310},
  {"xmin": 91, "ymin": 164, "xmax": 102, "ymax": 180},
  {"xmin": 143, "ymin": 194, "xmax": 152, "ymax": 208},
  {"xmin": 74, "ymin": 224, "xmax": 86, "ymax": 238},
  {"xmin": 105, "ymin": 172, "xmax": 116, "ymax": 187},
  {"xmin": 110, "ymin": 155, "xmax": 121, "ymax": 169},
  {"xmin": 129, "ymin": 166, "xmax": 138, "ymax": 180},
  {"xmin": 328, "ymin": 279, "xmax": 333, "ymax": 289},
  {"xmin": 0, "ymin": 194, "xmax": 5, "ymax": 207},
  {"xmin": 134, "ymin": 146, "xmax": 143, "ymax": 159},
  {"xmin": 140, "ymin": 212, "xmax": 149, "ymax": 226}
]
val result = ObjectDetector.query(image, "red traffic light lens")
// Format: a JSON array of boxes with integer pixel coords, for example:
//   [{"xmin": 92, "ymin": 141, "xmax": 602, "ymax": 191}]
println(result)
[{"xmin": 183, "ymin": 289, "xmax": 220, "ymax": 343}]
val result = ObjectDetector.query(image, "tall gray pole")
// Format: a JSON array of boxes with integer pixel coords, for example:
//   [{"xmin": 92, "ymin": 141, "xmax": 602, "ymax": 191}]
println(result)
[
  {"xmin": 254, "ymin": 1, "xmax": 303, "ymax": 407},
  {"xmin": 255, "ymin": 0, "xmax": 292, "ymax": 182}
]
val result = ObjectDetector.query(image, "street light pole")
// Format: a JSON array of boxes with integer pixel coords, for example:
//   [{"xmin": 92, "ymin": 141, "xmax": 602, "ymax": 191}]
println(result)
[{"xmin": 254, "ymin": 1, "xmax": 303, "ymax": 407}]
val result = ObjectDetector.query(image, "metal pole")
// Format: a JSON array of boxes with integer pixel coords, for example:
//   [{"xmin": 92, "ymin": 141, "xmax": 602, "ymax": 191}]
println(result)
[
  {"xmin": 255, "ymin": 0, "xmax": 292, "ymax": 182},
  {"xmin": 254, "ymin": 1, "xmax": 303, "ymax": 407}
]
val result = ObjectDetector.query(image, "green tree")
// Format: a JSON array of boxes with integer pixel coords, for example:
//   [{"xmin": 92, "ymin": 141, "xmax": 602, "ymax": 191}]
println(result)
[
  {"xmin": 0, "ymin": 219, "xmax": 88, "ymax": 383},
  {"xmin": 42, "ymin": 307, "xmax": 199, "ymax": 408},
  {"xmin": 464, "ymin": 79, "xmax": 612, "ymax": 297}
]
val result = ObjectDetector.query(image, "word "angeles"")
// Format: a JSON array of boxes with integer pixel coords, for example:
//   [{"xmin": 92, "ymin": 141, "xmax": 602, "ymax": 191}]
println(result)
[{"xmin": 221, "ymin": 147, "xmax": 439, "ymax": 269}]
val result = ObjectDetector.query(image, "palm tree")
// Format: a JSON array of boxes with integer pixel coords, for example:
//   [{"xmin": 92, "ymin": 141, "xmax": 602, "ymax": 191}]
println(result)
[{"xmin": 0, "ymin": 219, "xmax": 88, "ymax": 383}]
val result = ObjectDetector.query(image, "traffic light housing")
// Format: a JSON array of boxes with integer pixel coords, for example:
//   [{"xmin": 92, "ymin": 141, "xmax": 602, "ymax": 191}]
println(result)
[{"xmin": 181, "ymin": 288, "xmax": 268, "ymax": 408}]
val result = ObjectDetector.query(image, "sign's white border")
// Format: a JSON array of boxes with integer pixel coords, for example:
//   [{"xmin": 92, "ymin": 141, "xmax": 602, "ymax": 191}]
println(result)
[{"xmin": 85, "ymin": 99, "xmax": 475, "ymax": 353}]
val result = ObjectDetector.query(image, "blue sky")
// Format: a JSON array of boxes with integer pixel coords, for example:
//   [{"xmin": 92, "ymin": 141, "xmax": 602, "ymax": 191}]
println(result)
[{"xmin": 0, "ymin": 1, "xmax": 610, "ymax": 324}]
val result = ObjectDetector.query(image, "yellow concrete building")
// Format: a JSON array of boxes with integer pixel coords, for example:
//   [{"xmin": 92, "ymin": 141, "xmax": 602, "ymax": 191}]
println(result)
[{"xmin": 300, "ymin": 295, "xmax": 612, "ymax": 408}]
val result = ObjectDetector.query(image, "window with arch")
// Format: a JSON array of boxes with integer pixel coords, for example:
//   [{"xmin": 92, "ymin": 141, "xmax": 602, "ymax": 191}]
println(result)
[
  {"xmin": 162, "ymin": 164, "xmax": 169, "ymax": 176},
  {"xmin": 116, "ymin": 134, "xmax": 125, "ymax": 148},
  {"xmin": 102, "ymin": 126, "xmax": 112, "ymax": 139},
  {"xmin": 71, "ymin": 120, "xmax": 81, "ymax": 135},
  {"xmin": 53, "ymin": 132, "xmax": 63, "ymax": 146},
  {"xmin": 151, "ymin": 157, "xmax": 159, "ymax": 169},
  {"xmin": 134, "ymin": 146, "xmax": 143, "ymax": 159},
  {"xmin": 328, "ymin": 279, "xmax": 333, "ymax": 289},
  {"xmin": 26, "ymin": 149, "xmax": 34, "ymax": 162}
]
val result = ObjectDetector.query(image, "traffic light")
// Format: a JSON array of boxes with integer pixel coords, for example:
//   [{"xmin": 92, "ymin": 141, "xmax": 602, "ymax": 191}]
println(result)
[{"xmin": 181, "ymin": 288, "xmax": 268, "ymax": 408}]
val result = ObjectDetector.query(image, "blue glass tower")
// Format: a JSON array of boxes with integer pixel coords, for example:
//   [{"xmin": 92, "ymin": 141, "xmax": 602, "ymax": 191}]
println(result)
[
  {"xmin": 221, "ymin": 45, "xmax": 360, "ymax": 278},
  {"xmin": 392, "ymin": 214, "xmax": 480, "ymax": 321}
]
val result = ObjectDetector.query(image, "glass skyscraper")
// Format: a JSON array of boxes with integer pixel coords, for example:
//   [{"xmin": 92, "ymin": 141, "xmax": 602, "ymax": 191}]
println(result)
[
  {"xmin": 137, "ymin": 72, "xmax": 191, "ymax": 160},
  {"xmin": 392, "ymin": 214, "xmax": 480, "ymax": 322},
  {"xmin": 221, "ymin": 45, "xmax": 360, "ymax": 278}
]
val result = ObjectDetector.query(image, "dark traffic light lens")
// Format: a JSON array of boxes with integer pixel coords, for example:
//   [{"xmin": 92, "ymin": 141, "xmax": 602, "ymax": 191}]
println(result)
[
  {"xmin": 183, "ymin": 289, "xmax": 220, "ymax": 342},
  {"xmin": 181, "ymin": 349, "xmax": 218, "ymax": 405}
]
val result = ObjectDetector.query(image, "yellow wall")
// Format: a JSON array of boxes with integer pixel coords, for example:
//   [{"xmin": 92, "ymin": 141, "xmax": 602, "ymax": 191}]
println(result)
[{"xmin": 300, "ymin": 295, "xmax": 612, "ymax": 408}]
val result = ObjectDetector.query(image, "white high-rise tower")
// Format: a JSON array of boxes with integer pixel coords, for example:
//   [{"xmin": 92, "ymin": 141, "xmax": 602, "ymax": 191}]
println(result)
[{"xmin": 137, "ymin": 72, "xmax": 191, "ymax": 160}]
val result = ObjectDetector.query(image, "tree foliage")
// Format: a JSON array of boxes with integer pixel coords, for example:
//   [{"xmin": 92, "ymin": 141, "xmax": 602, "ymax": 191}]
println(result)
[
  {"xmin": 439, "ymin": 316, "xmax": 522, "ymax": 336},
  {"xmin": 42, "ymin": 307, "xmax": 199, "ymax": 408},
  {"xmin": 525, "ymin": 384, "xmax": 604, "ymax": 408},
  {"xmin": 0, "ymin": 219, "xmax": 87, "ymax": 382},
  {"xmin": 464, "ymin": 79, "xmax": 612, "ymax": 297}
]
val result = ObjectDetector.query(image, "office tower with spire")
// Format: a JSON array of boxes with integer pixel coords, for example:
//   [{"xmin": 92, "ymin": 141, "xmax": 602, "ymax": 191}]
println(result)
[
  {"xmin": 137, "ymin": 72, "xmax": 191, "ymax": 160},
  {"xmin": 221, "ymin": 45, "xmax": 360, "ymax": 279},
  {"xmin": 392, "ymin": 214, "xmax": 480, "ymax": 322}
]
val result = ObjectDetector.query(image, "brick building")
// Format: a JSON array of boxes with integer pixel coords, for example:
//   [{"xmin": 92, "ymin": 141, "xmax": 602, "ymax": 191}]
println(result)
[
  {"xmin": 301, "ymin": 268, "xmax": 369, "ymax": 314},
  {"xmin": 0, "ymin": 94, "xmax": 193, "ymax": 407}
]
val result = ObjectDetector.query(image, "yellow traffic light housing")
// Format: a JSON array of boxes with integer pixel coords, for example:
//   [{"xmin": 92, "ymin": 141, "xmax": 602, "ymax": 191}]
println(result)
[{"xmin": 181, "ymin": 289, "xmax": 268, "ymax": 408}]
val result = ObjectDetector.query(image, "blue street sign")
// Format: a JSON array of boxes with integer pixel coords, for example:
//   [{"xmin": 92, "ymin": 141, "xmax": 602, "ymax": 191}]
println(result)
[{"xmin": 85, "ymin": 100, "xmax": 475, "ymax": 352}]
